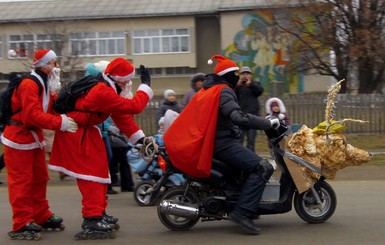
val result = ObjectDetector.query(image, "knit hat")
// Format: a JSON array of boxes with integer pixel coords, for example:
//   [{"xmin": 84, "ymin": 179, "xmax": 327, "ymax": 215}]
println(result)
[
  {"xmin": 164, "ymin": 89, "xmax": 176, "ymax": 99},
  {"xmin": 207, "ymin": 55, "xmax": 239, "ymax": 76},
  {"xmin": 33, "ymin": 49, "xmax": 57, "ymax": 68},
  {"xmin": 191, "ymin": 73, "xmax": 206, "ymax": 83},
  {"xmin": 240, "ymin": 66, "xmax": 252, "ymax": 74},
  {"xmin": 104, "ymin": 58, "xmax": 135, "ymax": 81}
]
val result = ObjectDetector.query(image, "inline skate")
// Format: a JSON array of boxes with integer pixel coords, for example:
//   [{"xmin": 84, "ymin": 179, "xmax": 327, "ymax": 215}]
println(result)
[
  {"xmin": 8, "ymin": 222, "xmax": 43, "ymax": 240},
  {"xmin": 102, "ymin": 211, "xmax": 120, "ymax": 230},
  {"xmin": 75, "ymin": 216, "xmax": 116, "ymax": 240},
  {"xmin": 42, "ymin": 214, "xmax": 65, "ymax": 231}
]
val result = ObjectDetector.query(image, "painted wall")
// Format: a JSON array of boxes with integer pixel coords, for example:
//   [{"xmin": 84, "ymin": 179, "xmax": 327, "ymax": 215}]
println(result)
[{"xmin": 220, "ymin": 10, "xmax": 329, "ymax": 94}]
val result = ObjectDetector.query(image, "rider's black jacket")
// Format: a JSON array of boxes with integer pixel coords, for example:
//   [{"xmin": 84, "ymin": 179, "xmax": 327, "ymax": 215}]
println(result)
[{"xmin": 203, "ymin": 74, "xmax": 271, "ymax": 152}]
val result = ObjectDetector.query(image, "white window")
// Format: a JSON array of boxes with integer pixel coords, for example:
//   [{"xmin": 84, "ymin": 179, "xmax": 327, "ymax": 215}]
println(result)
[
  {"xmin": 8, "ymin": 34, "xmax": 35, "ymax": 58},
  {"xmin": 36, "ymin": 34, "xmax": 63, "ymax": 56},
  {"xmin": 70, "ymin": 31, "xmax": 125, "ymax": 56},
  {"xmin": 8, "ymin": 34, "xmax": 64, "ymax": 58},
  {"xmin": 132, "ymin": 28, "xmax": 190, "ymax": 54}
]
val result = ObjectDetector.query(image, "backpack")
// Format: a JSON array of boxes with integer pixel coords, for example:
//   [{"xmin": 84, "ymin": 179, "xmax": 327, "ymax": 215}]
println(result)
[
  {"xmin": 53, "ymin": 75, "xmax": 104, "ymax": 114},
  {"xmin": 0, "ymin": 73, "xmax": 42, "ymax": 128}
]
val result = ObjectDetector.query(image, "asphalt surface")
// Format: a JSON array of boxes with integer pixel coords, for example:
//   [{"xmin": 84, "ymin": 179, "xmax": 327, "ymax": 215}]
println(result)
[{"xmin": 0, "ymin": 165, "xmax": 384, "ymax": 244}]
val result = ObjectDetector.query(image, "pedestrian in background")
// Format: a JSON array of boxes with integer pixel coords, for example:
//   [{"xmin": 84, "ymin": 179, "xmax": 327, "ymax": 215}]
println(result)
[
  {"xmin": 156, "ymin": 89, "xmax": 181, "ymax": 129},
  {"xmin": 235, "ymin": 66, "xmax": 264, "ymax": 152},
  {"xmin": 181, "ymin": 73, "xmax": 205, "ymax": 109}
]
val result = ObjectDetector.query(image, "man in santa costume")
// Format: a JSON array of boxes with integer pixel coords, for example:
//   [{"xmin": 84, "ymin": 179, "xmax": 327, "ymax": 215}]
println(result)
[
  {"xmin": 1, "ymin": 49, "xmax": 78, "ymax": 239},
  {"xmin": 164, "ymin": 55, "xmax": 279, "ymax": 235},
  {"xmin": 48, "ymin": 57, "xmax": 153, "ymax": 240}
]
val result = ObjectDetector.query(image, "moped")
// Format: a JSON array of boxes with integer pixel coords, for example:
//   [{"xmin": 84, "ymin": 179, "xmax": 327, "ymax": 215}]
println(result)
[{"xmin": 151, "ymin": 123, "xmax": 337, "ymax": 231}]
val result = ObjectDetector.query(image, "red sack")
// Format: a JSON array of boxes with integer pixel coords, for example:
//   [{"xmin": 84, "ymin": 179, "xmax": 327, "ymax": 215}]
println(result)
[{"xmin": 164, "ymin": 84, "xmax": 227, "ymax": 178}]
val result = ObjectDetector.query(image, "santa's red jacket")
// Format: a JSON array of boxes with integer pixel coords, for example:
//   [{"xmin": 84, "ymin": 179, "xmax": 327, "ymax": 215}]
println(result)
[{"xmin": 49, "ymin": 80, "xmax": 153, "ymax": 183}]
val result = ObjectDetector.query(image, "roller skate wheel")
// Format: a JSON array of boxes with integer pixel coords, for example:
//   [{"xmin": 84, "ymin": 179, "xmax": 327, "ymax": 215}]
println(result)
[
  {"xmin": 59, "ymin": 224, "xmax": 65, "ymax": 230},
  {"xmin": 114, "ymin": 223, "xmax": 120, "ymax": 230}
]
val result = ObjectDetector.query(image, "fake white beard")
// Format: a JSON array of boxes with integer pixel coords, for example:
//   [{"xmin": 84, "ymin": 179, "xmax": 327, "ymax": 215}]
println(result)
[
  {"xmin": 119, "ymin": 81, "xmax": 133, "ymax": 99},
  {"xmin": 48, "ymin": 67, "xmax": 61, "ymax": 93}
]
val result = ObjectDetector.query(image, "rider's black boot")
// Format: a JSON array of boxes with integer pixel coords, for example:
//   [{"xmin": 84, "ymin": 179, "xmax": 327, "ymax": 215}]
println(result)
[{"xmin": 228, "ymin": 211, "xmax": 261, "ymax": 235}]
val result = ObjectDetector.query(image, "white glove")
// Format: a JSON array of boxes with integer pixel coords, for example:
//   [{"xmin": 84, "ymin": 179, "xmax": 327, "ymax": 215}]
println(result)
[
  {"xmin": 107, "ymin": 125, "xmax": 120, "ymax": 134},
  {"xmin": 65, "ymin": 117, "xmax": 78, "ymax": 133},
  {"xmin": 269, "ymin": 118, "xmax": 280, "ymax": 129}
]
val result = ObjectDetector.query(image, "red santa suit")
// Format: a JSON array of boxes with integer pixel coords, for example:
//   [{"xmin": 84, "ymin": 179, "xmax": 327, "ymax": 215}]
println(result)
[
  {"xmin": 1, "ymin": 67, "xmax": 68, "ymax": 231},
  {"xmin": 49, "ymin": 58, "xmax": 153, "ymax": 218}
]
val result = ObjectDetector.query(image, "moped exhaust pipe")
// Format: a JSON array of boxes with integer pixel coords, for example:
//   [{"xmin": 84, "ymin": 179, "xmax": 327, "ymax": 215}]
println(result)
[{"xmin": 159, "ymin": 200, "xmax": 199, "ymax": 219}]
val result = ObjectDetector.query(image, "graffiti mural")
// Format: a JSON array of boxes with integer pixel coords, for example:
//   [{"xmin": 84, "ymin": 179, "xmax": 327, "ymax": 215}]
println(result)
[{"xmin": 223, "ymin": 11, "xmax": 304, "ymax": 93}]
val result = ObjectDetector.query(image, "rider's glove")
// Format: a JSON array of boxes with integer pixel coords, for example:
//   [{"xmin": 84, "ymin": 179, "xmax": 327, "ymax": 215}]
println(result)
[{"xmin": 269, "ymin": 118, "xmax": 280, "ymax": 130}]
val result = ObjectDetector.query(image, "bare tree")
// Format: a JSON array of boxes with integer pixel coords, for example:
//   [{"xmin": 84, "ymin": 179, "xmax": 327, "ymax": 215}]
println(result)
[{"xmin": 273, "ymin": 0, "xmax": 385, "ymax": 94}]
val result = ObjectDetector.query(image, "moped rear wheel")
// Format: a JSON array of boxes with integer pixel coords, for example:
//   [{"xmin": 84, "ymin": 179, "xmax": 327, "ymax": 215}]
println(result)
[
  {"xmin": 294, "ymin": 181, "xmax": 336, "ymax": 223},
  {"xmin": 133, "ymin": 180, "xmax": 156, "ymax": 206},
  {"xmin": 157, "ymin": 187, "xmax": 199, "ymax": 231}
]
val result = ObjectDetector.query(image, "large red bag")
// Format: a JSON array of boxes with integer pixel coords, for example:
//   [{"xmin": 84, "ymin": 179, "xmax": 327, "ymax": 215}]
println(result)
[{"xmin": 163, "ymin": 84, "xmax": 227, "ymax": 178}]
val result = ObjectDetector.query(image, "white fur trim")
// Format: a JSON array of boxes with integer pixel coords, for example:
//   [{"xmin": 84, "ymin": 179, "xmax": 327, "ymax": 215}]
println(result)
[
  {"xmin": 110, "ymin": 70, "xmax": 135, "ymax": 82},
  {"xmin": 128, "ymin": 130, "xmax": 145, "ymax": 144},
  {"xmin": 1, "ymin": 133, "xmax": 46, "ymax": 150},
  {"xmin": 265, "ymin": 97, "xmax": 286, "ymax": 114},
  {"xmin": 208, "ymin": 59, "xmax": 213, "ymax": 65},
  {"xmin": 33, "ymin": 50, "xmax": 57, "ymax": 68},
  {"xmin": 137, "ymin": 84, "xmax": 153, "ymax": 99},
  {"xmin": 217, "ymin": 67, "xmax": 239, "ymax": 76},
  {"xmin": 60, "ymin": 114, "xmax": 67, "ymax": 131},
  {"xmin": 48, "ymin": 164, "xmax": 111, "ymax": 184}
]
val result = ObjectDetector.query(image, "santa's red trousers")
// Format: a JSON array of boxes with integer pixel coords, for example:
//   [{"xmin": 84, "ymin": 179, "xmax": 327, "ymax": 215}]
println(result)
[
  {"xmin": 4, "ymin": 146, "xmax": 52, "ymax": 231},
  {"xmin": 77, "ymin": 179, "xmax": 108, "ymax": 217}
]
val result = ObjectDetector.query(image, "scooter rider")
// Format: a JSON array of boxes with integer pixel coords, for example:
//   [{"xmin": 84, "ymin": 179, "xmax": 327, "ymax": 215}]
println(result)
[{"xmin": 206, "ymin": 55, "xmax": 278, "ymax": 234}]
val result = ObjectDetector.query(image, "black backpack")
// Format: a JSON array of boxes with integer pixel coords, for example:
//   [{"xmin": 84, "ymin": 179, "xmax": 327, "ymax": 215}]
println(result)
[
  {"xmin": 53, "ymin": 75, "xmax": 105, "ymax": 114},
  {"xmin": 0, "ymin": 73, "xmax": 42, "ymax": 128}
]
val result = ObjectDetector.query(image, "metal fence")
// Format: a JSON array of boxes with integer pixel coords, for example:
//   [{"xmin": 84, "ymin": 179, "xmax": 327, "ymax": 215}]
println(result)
[{"xmin": 134, "ymin": 94, "xmax": 385, "ymax": 135}]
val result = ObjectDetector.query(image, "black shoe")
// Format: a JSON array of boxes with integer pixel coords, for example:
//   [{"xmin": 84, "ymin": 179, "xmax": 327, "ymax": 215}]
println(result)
[
  {"xmin": 107, "ymin": 189, "xmax": 118, "ymax": 195},
  {"xmin": 121, "ymin": 188, "xmax": 133, "ymax": 192},
  {"xmin": 228, "ymin": 212, "xmax": 261, "ymax": 235},
  {"xmin": 111, "ymin": 181, "xmax": 121, "ymax": 187}
]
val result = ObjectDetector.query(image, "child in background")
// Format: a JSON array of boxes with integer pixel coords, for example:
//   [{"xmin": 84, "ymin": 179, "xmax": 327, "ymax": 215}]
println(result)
[
  {"xmin": 265, "ymin": 97, "xmax": 290, "ymax": 155},
  {"xmin": 156, "ymin": 89, "xmax": 181, "ymax": 130},
  {"xmin": 265, "ymin": 97, "xmax": 290, "ymax": 126}
]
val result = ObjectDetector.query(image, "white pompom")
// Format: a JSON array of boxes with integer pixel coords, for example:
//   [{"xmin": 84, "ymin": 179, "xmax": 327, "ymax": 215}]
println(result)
[
  {"xmin": 207, "ymin": 59, "xmax": 213, "ymax": 65},
  {"xmin": 278, "ymin": 113, "xmax": 285, "ymax": 120},
  {"xmin": 8, "ymin": 49, "xmax": 17, "ymax": 57}
]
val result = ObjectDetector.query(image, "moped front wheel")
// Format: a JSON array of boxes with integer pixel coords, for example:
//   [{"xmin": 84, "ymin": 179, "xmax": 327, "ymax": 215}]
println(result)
[
  {"xmin": 294, "ymin": 180, "xmax": 336, "ymax": 223},
  {"xmin": 133, "ymin": 180, "xmax": 156, "ymax": 206},
  {"xmin": 157, "ymin": 187, "xmax": 199, "ymax": 231}
]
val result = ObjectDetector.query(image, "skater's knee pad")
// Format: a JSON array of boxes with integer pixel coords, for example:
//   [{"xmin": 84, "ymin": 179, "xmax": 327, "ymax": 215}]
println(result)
[{"xmin": 254, "ymin": 159, "xmax": 274, "ymax": 182}]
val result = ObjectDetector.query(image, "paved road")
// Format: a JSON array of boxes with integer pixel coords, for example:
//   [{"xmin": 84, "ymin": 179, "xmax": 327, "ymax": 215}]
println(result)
[{"xmin": 0, "ymin": 166, "xmax": 384, "ymax": 245}]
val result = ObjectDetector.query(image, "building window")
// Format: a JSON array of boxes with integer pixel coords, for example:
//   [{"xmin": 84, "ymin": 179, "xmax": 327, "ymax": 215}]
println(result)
[
  {"xmin": 8, "ymin": 34, "xmax": 64, "ymax": 58},
  {"xmin": 36, "ymin": 34, "xmax": 63, "ymax": 56},
  {"xmin": 8, "ymin": 34, "xmax": 35, "ymax": 58},
  {"xmin": 136, "ymin": 67, "xmax": 193, "ymax": 77},
  {"xmin": 132, "ymin": 28, "xmax": 190, "ymax": 54},
  {"xmin": 70, "ymin": 31, "xmax": 125, "ymax": 56}
]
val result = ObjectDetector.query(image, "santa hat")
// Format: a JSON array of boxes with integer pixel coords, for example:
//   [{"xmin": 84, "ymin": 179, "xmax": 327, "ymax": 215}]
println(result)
[
  {"xmin": 164, "ymin": 89, "xmax": 176, "ymax": 99},
  {"xmin": 33, "ymin": 49, "xmax": 57, "ymax": 68},
  {"xmin": 207, "ymin": 55, "xmax": 239, "ymax": 76},
  {"xmin": 104, "ymin": 58, "xmax": 135, "ymax": 81}
]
